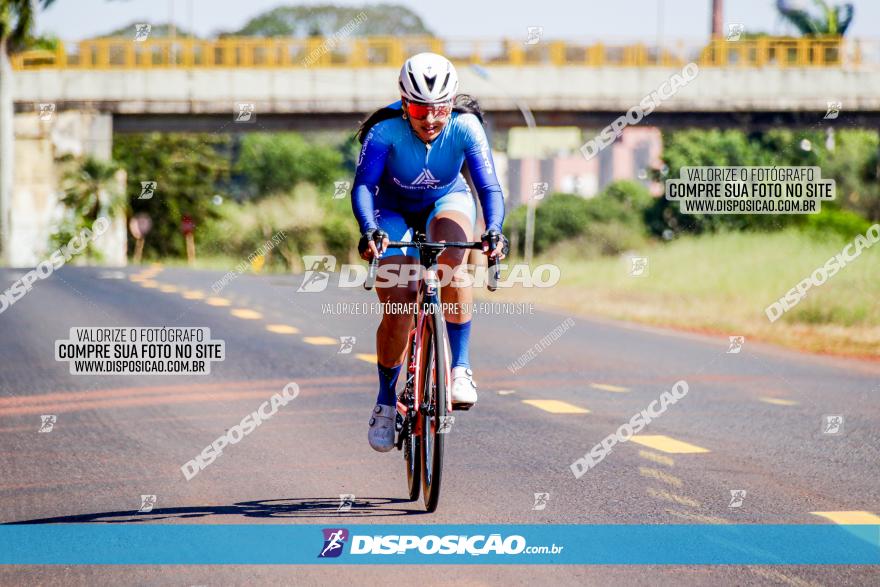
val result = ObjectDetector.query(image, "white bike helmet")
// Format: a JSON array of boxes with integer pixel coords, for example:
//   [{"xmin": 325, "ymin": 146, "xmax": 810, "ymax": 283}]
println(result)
[{"xmin": 398, "ymin": 53, "xmax": 459, "ymax": 104}]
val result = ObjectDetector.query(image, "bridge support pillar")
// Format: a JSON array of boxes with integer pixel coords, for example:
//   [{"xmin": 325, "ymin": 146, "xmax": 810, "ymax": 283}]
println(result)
[{"xmin": 9, "ymin": 110, "xmax": 126, "ymax": 267}]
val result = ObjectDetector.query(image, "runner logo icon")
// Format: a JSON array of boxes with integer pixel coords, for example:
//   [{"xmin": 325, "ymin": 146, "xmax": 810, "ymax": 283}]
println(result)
[
  {"xmin": 318, "ymin": 528, "xmax": 349, "ymax": 558},
  {"xmin": 298, "ymin": 255, "xmax": 337, "ymax": 293}
]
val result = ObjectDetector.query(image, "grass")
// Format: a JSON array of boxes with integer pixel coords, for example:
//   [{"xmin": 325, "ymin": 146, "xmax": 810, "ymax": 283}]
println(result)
[{"xmin": 484, "ymin": 230, "xmax": 880, "ymax": 358}]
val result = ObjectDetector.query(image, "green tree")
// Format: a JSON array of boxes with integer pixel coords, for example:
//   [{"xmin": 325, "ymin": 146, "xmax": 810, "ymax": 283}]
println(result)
[
  {"xmin": 229, "ymin": 4, "xmax": 433, "ymax": 37},
  {"xmin": 819, "ymin": 130, "xmax": 880, "ymax": 221},
  {"xmin": 113, "ymin": 133, "xmax": 231, "ymax": 259},
  {"xmin": 50, "ymin": 155, "xmax": 125, "ymax": 259},
  {"xmin": 776, "ymin": 0, "xmax": 854, "ymax": 36},
  {"xmin": 651, "ymin": 129, "xmax": 826, "ymax": 235},
  {"xmin": 234, "ymin": 132, "xmax": 343, "ymax": 197},
  {"xmin": 94, "ymin": 22, "xmax": 197, "ymax": 39}
]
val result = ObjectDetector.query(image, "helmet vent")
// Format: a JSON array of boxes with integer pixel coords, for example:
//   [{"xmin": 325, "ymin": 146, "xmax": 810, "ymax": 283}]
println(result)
[{"xmin": 438, "ymin": 72, "xmax": 450, "ymax": 95}]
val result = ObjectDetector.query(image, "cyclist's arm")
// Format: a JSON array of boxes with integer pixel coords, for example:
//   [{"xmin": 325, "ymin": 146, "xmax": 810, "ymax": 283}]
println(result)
[
  {"xmin": 351, "ymin": 125, "xmax": 392, "ymax": 233},
  {"xmin": 459, "ymin": 114, "xmax": 505, "ymax": 233}
]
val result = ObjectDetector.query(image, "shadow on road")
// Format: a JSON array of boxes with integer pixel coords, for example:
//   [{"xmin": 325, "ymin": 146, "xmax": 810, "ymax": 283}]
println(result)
[{"xmin": 5, "ymin": 497, "xmax": 425, "ymax": 524}]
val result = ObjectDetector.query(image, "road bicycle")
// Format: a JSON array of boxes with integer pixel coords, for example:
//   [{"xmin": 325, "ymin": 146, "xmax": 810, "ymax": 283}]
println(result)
[{"xmin": 364, "ymin": 231, "xmax": 502, "ymax": 512}]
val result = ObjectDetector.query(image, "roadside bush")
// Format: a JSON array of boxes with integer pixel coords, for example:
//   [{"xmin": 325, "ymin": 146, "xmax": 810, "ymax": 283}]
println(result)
[
  {"xmin": 506, "ymin": 180, "xmax": 653, "ymax": 256},
  {"xmin": 206, "ymin": 185, "xmax": 361, "ymax": 271},
  {"xmin": 804, "ymin": 207, "xmax": 873, "ymax": 241}
]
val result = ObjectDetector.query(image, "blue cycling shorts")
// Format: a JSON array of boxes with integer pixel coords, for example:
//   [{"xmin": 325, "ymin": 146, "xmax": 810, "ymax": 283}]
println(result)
[{"xmin": 373, "ymin": 190, "xmax": 477, "ymax": 258}]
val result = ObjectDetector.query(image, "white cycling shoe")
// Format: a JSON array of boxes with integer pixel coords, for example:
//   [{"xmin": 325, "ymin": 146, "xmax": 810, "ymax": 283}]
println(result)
[
  {"xmin": 368, "ymin": 404, "xmax": 396, "ymax": 452},
  {"xmin": 451, "ymin": 367, "xmax": 478, "ymax": 410}
]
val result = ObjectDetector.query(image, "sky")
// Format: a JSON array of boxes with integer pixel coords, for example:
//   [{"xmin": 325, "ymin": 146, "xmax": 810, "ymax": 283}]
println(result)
[{"xmin": 35, "ymin": 0, "xmax": 880, "ymax": 42}]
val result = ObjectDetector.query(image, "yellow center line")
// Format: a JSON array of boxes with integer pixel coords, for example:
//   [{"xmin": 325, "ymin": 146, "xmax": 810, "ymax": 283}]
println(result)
[
  {"xmin": 646, "ymin": 487, "xmax": 701, "ymax": 508},
  {"xmin": 811, "ymin": 511, "xmax": 880, "ymax": 525},
  {"xmin": 639, "ymin": 466, "xmax": 683, "ymax": 487},
  {"xmin": 230, "ymin": 308, "xmax": 262, "ymax": 320},
  {"xmin": 303, "ymin": 336, "xmax": 338, "ymax": 345},
  {"xmin": 522, "ymin": 399, "xmax": 589, "ymax": 414},
  {"xmin": 355, "ymin": 353, "xmax": 377, "ymax": 363},
  {"xmin": 158, "ymin": 284, "xmax": 178, "ymax": 293},
  {"xmin": 140, "ymin": 280, "xmax": 159, "ymax": 288},
  {"xmin": 590, "ymin": 383, "xmax": 629, "ymax": 393},
  {"xmin": 631, "ymin": 435, "xmax": 710, "ymax": 454},
  {"xmin": 667, "ymin": 510, "xmax": 731, "ymax": 525},
  {"xmin": 758, "ymin": 397, "xmax": 799, "ymax": 406},
  {"xmin": 638, "ymin": 449, "xmax": 675, "ymax": 467},
  {"xmin": 205, "ymin": 297, "xmax": 231, "ymax": 307},
  {"xmin": 266, "ymin": 324, "xmax": 300, "ymax": 334},
  {"xmin": 182, "ymin": 290, "xmax": 205, "ymax": 300}
]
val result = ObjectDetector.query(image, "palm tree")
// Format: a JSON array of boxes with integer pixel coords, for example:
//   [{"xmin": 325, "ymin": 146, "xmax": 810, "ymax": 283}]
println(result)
[
  {"xmin": 1, "ymin": 0, "xmax": 57, "ymax": 264},
  {"xmin": 51, "ymin": 154, "xmax": 125, "ymax": 260},
  {"xmin": 776, "ymin": 0, "xmax": 855, "ymax": 36}
]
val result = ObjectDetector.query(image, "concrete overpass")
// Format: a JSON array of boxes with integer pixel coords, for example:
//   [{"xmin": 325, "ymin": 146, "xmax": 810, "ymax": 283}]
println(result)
[
  {"xmin": 12, "ymin": 64, "xmax": 880, "ymax": 131},
  {"xmin": 5, "ymin": 36, "xmax": 880, "ymax": 266}
]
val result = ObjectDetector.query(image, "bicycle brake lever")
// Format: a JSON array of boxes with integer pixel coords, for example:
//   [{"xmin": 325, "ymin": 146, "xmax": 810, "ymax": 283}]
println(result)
[
  {"xmin": 487, "ymin": 256, "xmax": 499, "ymax": 292},
  {"xmin": 365, "ymin": 257, "xmax": 379, "ymax": 290}
]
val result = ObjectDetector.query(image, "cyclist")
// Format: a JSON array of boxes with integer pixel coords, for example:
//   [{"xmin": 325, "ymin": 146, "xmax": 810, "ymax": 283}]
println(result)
[{"xmin": 352, "ymin": 52, "xmax": 508, "ymax": 452}]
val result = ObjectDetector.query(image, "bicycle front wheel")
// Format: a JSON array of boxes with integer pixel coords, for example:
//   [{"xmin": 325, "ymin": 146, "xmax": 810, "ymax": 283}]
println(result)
[
  {"xmin": 420, "ymin": 308, "xmax": 449, "ymax": 512},
  {"xmin": 402, "ymin": 337, "xmax": 421, "ymax": 502}
]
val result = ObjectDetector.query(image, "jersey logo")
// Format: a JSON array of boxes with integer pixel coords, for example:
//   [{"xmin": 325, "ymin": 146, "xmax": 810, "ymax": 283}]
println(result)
[{"xmin": 411, "ymin": 168, "xmax": 441, "ymax": 187}]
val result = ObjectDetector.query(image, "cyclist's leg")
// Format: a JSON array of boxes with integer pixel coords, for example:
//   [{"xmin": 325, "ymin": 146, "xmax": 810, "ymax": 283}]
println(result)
[
  {"xmin": 373, "ymin": 207, "xmax": 419, "ymax": 407},
  {"xmin": 426, "ymin": 190, "xmax": 477, "ymax": 370}
]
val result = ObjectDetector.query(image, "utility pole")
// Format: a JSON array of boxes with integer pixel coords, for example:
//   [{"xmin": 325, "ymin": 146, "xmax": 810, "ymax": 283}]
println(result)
[{"xmin": 711, "ymin": 0, "xmax": 724, "ymax": 37}]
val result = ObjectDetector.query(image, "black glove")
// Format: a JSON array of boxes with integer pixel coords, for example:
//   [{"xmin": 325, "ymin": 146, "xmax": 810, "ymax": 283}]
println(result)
[
  {"xmin": 481, "ymin": 229, "xmax": 509, "ymax": 258},
  {"xmin": 358, "ymin": 228, "xmax": 388, "ymax": 257}
]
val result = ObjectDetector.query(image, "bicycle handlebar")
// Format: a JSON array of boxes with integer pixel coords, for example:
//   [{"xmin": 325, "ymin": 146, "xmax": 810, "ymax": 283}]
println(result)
[{"xmin": 364, "ymin": 239, "xmax": 502, "ymax": 292}]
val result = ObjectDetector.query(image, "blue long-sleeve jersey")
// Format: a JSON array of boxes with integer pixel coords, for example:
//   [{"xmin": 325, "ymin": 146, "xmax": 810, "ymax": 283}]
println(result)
[{"xmin": 351, "ymin": 101, "xmax": 505, "ymax": 234}]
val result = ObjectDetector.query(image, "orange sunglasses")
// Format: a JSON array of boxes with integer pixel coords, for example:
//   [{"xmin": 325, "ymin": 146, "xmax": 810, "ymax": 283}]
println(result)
[{"xmin": 405, "ymin": 100, "xmax": 453, "ymax": 120}]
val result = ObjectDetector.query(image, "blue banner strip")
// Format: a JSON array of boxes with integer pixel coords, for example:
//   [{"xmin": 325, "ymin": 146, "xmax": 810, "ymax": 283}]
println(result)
[{"xmin": 0, "ymin": 524, "xmax": 878, "ymax": 564}]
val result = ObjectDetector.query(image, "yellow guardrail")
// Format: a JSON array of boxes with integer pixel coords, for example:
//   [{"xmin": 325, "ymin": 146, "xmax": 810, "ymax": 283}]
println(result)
[{"xmin": 11, "ymin": 36, "xmax": 861, "ymax": 70}]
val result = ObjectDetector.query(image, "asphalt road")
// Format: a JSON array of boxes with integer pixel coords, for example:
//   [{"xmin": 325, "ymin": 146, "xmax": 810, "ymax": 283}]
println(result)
[{"xmin": 1, "ymin": 265, "xmax": 878, "ymax": 586}]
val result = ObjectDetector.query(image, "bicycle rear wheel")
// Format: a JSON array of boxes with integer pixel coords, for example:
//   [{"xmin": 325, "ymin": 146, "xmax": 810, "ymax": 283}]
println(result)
[
  {"xmin": 402, "ymin": 337, "xmax": 421, "ymax": 501},
  {"xmin": 420, "ymin": 309, "xmax": 449, "ymax": 512}
]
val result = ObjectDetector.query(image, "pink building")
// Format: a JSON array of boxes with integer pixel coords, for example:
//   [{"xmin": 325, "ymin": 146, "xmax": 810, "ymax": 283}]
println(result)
[{"xmin": 501, "ymin": 126, "xmax": 663, "ymax": 206}]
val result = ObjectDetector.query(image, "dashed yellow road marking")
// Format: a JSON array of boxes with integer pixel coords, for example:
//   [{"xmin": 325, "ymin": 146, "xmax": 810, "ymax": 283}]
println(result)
[
  {"xmin": 646, "ymin": 487, "xmax": 701, "ymax": 507},
  {"xmin": 811, "ymin": 511, "xmax": 880, "ymax": 524},
  {"xmin": 230, "ymin": 308, "xmax": 262, "ymax": 320},
  {"xmin": 205, "ymin": 297, "xmax": 231, "ymax": 307},
  {"xmin": 667, "ymin": 510, "xmax": 731, "ymax": 525},
  {"xmin": 746, "ymin": 567, "xmax": 815, "ymax": 587},
  {"xmin": 355, "ymin": 353, "xmax": 377, "ymax": 363},
  {"xmin": 590, "ymin": 383, "xmax": 629, "ymax": 393},
  {"xmin": 158, "ymin": 284, "xmax": 178, "ymax": 293},
  {"xmin": 140, "ymin": 281, "xmax": 159, "ymax": 288},
  {"xmin": 759, "ymin": 397, "xmax": 799, "ymax": 406},
  {"xmin": 266, "ymin": 324, "xmax": 300, "ymax": 334},
  {"xmin": 303, "ymin": 336, "xmax": 337, "ymax": 345},
  {"xmin": 639, "ymin": 466, "xmax": 683, "ymax": 487},
  {"xmin": 182, "ymin": 290, "xmax": 205, "ymax": 300},
  {"xmin": 638, "ymin": 449, "xmax": 675, "ymax": 467},
  {"xmin": 631, "ymin": 435, "xmax": 710, "ymax": 454},
  {"xmin": 522, "ymin": 399, "xmax": 589, "ymax": 414}
]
